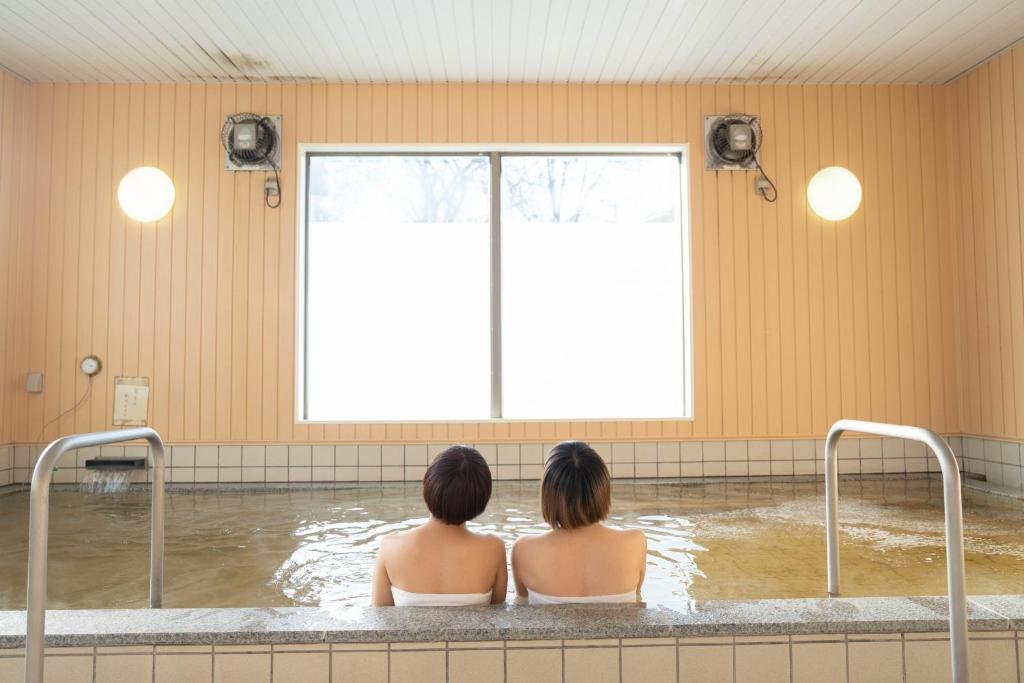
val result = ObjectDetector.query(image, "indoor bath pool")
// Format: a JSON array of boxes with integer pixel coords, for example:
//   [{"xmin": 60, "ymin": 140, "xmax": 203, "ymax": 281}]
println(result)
[{"xmin": 0, "ymin": 479, "xmax": 1021, "ymax": 610}]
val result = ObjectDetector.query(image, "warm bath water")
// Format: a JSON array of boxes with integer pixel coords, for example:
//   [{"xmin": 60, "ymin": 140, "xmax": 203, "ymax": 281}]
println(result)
[{"xmin": 0, "ymin": 479, "xmax": 1021, "ymax": 610}]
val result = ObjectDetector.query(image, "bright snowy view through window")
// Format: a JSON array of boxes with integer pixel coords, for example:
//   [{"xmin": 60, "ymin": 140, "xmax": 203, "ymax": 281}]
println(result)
[{"xmin": 302, "ymin": 152, "xmax": 688, "ymax": 421}]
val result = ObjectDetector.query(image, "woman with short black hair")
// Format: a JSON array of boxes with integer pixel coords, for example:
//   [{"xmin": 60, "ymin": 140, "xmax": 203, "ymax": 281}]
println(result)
[
  {"xmin": 511, "ymin": 441, "xmax": 647, "ymax": 604},
  {"xmin": 371, "ymin": 445, "xmax": 507, "ymax": 606}
]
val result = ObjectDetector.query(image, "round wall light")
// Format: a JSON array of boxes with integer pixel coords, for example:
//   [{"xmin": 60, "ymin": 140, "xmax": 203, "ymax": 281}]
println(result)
[
  {"xmin": 807, "ymin": 166, "xmax": 862, "ymax": 221},
  {"xmin": 117, "ymin": 166, "xmax": 175, "ymax": 222}
]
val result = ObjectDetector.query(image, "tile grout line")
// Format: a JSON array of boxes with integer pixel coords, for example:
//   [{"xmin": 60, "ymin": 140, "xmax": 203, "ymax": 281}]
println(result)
[
  {"xmin": 1014, "ymin": 631, "xmax": 1021, "ymax": 682},
  {"xmin": 618, "ymin": 637, "xmax": 622, "ymax": 681},
  {"xmin": 732, "ymin": 635, "xmax": 737, "ymax": 683},
  {"xmin": 788, "ymin": 635, "xmax": 794, "ymax": 683},
  {"xmin": 844, "ymin": 634, "xmax": 850, "ymax": 683},
  {"xmin": 900, "ymin": 633, "xmax": 907, "ymax": 683}
]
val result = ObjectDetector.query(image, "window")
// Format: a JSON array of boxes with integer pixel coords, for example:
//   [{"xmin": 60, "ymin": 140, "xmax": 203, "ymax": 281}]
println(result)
[{"xmin": 300, "ymin": 149, "xmax": 690, "ymax": 422}]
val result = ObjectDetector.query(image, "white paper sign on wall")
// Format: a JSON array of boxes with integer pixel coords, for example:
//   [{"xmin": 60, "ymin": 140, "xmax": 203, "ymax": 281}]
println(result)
[{"xmin": 113, "ymin": 377, "xmax": 150, "ymax": 426}]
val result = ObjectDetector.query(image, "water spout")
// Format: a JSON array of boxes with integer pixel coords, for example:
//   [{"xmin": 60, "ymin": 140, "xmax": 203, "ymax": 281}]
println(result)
[{"xmin": 78, "ymin": 469, "xmax": 133, "ymax": 494}]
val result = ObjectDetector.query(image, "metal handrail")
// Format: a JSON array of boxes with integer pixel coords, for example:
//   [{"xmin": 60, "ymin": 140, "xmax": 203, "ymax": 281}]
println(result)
[
  {"xmin": 824, "ymin": 419, "xmax": 968, "ymax": 683},
  {"xmin": 24, "ymin": 428, "xmax": 165, "ymax": 683}
]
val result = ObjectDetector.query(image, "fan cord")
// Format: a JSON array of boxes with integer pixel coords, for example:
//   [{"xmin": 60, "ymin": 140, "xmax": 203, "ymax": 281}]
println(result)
[
  {"xmin": 266, "ymin": 161, "xmax": 282, "ymax": 209},
  {"xmin": 35, "ymin": 376, "xmax": 93, "ymax": 443},
  {"xmin": 754, "ymin": 158, "xmax": 778, "ymax": 203}
]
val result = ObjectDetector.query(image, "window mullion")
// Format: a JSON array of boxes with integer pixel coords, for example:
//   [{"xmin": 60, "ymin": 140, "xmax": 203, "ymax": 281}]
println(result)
[{"xmin": 490, "ymin": 152, "xmax": 503, "ymax": 419}]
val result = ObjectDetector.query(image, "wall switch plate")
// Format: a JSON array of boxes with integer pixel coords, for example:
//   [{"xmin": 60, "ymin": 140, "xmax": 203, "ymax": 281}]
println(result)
[
  {"xmin": 113, "ymin": 376, "xmax": 150, "ymax": 426},
  {"xmin": 25, "ymin": 372, "xmax": 44, "ymax": 393}
]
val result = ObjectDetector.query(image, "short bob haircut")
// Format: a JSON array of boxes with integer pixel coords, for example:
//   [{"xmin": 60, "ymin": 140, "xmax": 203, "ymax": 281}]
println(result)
[
  {"xmin": 541, "ymin": 441, "xmax": 611, "ymax": 530},
  {"xmin": 423, "ymin": 445, "xmax": 492, "ymax": 525}
]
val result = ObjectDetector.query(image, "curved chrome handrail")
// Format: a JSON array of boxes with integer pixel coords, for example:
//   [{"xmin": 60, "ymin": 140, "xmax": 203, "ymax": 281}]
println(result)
[
  {"xmin": 824, "ymin": 419, "xmax": 968, "ymax": 683},
  {"xmin": 24, "ymin": 428, "xmax": 165, "ymax": 683}
]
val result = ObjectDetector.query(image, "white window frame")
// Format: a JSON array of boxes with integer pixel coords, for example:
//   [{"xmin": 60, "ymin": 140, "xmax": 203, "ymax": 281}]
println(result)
[{"xmin": 295, "ymin": 144, "xmax": 693, "ymax": 424}]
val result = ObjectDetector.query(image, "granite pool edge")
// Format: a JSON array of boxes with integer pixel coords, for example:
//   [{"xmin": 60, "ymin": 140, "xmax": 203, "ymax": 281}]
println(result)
[{"xmin": 0, "ymin": 595, "xmax": 1021, "ymax": 648}]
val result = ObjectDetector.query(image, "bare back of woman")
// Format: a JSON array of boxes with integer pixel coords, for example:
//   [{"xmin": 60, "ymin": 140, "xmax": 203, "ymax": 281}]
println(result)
[
  {"xmin": 512, "ymin": 441, "xmax": 647, "ymax": 603},
  {"xmin": 512, "ymin": 523, "xmax": 645, "ymax": 600},
  {"xmin": 375, "ymin": 519, "xmax": 506, "ymax": 603},
  {"xmin": 371, "ymin": 446, "xmax": 508, "ymax": 606}
]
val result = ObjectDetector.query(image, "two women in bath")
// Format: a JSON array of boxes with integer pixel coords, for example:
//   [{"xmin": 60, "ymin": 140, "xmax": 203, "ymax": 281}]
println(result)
[{"xmin": 370, "ymin": 441, "xmax": 647, "ymax": 606}]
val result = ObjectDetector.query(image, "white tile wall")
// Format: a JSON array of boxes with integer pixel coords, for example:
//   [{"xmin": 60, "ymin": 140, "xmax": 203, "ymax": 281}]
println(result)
[
  {"xmin": 0, "ymin": 444, "xmax": 12, "ymax": 487},
  {"xmin": 0, "ymin": 434, "xmax": 992, "ymax": 489},
  {"xmin": 961, "ymin": 435, "xmax": 1024, "ymax": 494},
  {"xmin": 1, "ymin": 632, "xmax": 1020, "ymax": 683}
]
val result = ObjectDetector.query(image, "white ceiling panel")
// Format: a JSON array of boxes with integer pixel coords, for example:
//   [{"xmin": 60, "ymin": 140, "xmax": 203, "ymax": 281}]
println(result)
[{"xmin": 0, "ymin": 0, "xmax": 1019, "ymax": 83}]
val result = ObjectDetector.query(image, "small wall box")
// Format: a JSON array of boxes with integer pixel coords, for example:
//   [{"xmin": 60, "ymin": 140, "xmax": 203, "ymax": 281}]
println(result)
[{"xmin": 26, "ymin": 372, "xmax": 44, "ymax": 393}]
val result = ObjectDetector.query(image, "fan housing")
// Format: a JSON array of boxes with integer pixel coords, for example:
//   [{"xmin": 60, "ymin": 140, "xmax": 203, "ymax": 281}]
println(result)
[
  {"xmin": 704, "ymin": 114, "xmax": 761, "ymax": 171},
  {"xmin": 222, "ymin": 113, "xmax": 282, "ymax": 171}
]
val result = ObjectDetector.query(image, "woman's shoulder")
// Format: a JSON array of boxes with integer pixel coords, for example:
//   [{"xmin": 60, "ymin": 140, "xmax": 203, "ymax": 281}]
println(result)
[
  {"xmin": 379, "ymin": 525, "xmax": 426, "ymax": 552},
  {"xmin": 467, "ymin": 529, "xmax": 506, "ymax": 548},
  {"xmin": 466, "ymin": 531, "xmax": 506, "ymax": 567},
  {"xmin": 511, "ymin": 531, "xmax": 553, "ymax": 555},
  {"xmin": 604, "ymin": 525, "xmax": 647, "ymax": 547}
]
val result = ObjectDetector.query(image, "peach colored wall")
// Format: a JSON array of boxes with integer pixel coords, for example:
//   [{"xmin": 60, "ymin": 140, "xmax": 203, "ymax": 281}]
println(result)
[
  {"xmin": 949, "ymin": 44, "xmax": 1024, "ymax": 441},
  {"xmin": 0, "ymin": 69, "xmax": 32, "ymax": 444},
  {"xmin": 4, "ymin": 82, "xmax": 960, "ymax": 444}
]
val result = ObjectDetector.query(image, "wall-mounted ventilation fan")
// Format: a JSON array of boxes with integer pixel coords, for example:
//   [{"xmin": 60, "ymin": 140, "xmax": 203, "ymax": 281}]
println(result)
[
  {"xmin": 704, "ymin": 114, "xmax": 777, "ymax": 202},
  {"xmin": 222, "ymin": 113, "xmax": 282, "ymax": 208}
]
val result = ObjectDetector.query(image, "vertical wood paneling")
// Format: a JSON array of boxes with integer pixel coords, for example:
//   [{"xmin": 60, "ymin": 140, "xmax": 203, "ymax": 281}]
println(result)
[
  {"xmin": 247, "ymin": 84, "xmax": 267, "ymax": 442},
  {"xmin": 845, "ymin": 85, "xmax": 870, "ymax": 424},
  {"xmin": 715, "ymin": 84, "xmax": 737, "ymax": 436},
  {"xmin": 951, "ymin": 45, "xmax": 1024, "ymax": 440},
  {"xmin": 832, "ymin": 85, "xmax": 856, "ymax": 425},
  {"xmin": 804, "ymin": 86, "xmax": 826, "ymax": 433},
  {"xmin": 935, "ymin": 86, "xmax": 960, "ymax": 434},
  {"xmin": 43, "ymin": 84, "xmax": 66, "ymax": 437},
  {"xmin": 229, "ymin": 83, "xmax": 251, "ymax": 441},
  {"xmin": 750, "ymin": 84, "xmax": 771, "ymax": 437},
  {"xmin": 153, "ymin": 84, "xmax": 175, "ymax": 439},
  {"xmin": 0, "ymin": 70, "xmax": 31, "ymax": 443},
  {"xmin": 772, "ymin": 85, "xmax": 796, "ymax": 436},
  {"xmin": 698, "ymin": 85, "xmax": 722, "ymax": 437},
  {"xmin": 730, "ymin": 85, "xmax": 752, "ymax": 437},
  {"xmin": 198, "ymin": 84, "xmax": 219, "ymax": 441},
  {"xmin": 860, "ymin": 86, "xmax": 884, "ymax": 423},
  {"xmin": 3, "ymin": 79, "xmax": 968, "ymax": 444},
  {"xmin": 262, "ymin": 83, "xmax": 283, "ymax": 442},
  {"xmin": 88, "ymin": 84, "xmax": 112, "ymax": 432},
  {"xmin": 182, "ymin": 84, "xmax": 205, "ymax": 440},
  {"xmin": 277, "ymin": 83, "xmax": 299, "ymax": 443},
  {"xmin": 213, "ymin": 84, "xmax": 234, "ymax": 441}
]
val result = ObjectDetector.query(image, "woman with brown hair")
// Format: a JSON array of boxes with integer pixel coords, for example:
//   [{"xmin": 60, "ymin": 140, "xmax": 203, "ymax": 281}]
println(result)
[
  {"xmin": 511, "ymin": 440, "xmax": 647, "ymax": 604},
  {"xmin": 371, "ymin": 445, "xmax": 507, "ymax": 606}
]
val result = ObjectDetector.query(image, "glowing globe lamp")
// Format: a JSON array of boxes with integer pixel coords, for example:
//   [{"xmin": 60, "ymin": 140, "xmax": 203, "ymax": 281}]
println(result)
[
  {"xmin": 117, "ymin": 166, "xmax": 175, "ymax": 222},
  {"xmin": 807, "ymin": 166, "xmax": 861, "ymax": 221}
]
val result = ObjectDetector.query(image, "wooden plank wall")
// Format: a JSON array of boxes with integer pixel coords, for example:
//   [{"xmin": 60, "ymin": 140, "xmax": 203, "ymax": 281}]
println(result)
[
  {"xmin": 949, "ymin": 44, "xmax": 1024, "ymax": 441},
  {"xmin": 4, "ymin": 81, "xmax": 960, "ymax": 444},
  {"xmin": 0, "ymin": 69, "xmax": 32, "ymax": 444}
]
